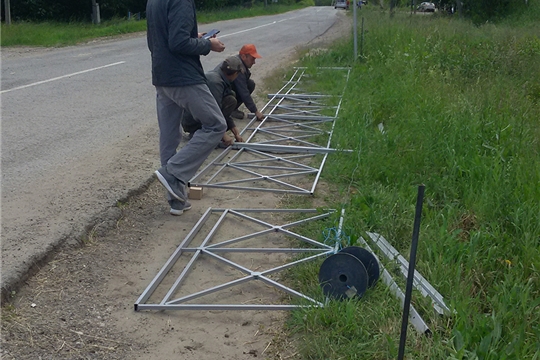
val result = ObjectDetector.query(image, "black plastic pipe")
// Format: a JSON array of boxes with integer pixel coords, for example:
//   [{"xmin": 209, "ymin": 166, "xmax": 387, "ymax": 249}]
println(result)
[{"xmin": 397, "ymin": 184, "xmax": 425, "ymax": 360}]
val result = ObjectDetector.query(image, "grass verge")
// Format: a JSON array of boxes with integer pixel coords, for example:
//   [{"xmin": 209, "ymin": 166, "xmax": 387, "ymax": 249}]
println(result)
[{"xmin": 279, "ymin": 6, "xmax": 540, "ymax": 360}]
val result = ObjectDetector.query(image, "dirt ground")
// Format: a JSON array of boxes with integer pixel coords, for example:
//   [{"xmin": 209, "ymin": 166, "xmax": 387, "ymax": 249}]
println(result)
[
  {"xmin": 1, "ymin": 15, "xmax": 351, "ymax": 360},
  {"xmin": 1, "ymin": 181, "xmax": 304, "ymax": 360}
]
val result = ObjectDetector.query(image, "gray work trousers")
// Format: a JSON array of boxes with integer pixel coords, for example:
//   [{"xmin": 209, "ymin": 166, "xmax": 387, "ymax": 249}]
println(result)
[
  {"xmin": 156, "ymin": 84, "xmax": 226, "ymax": 184},
  {"xmin": 182, "ymin": 94, "xmax": 237, "ymax": 134}
]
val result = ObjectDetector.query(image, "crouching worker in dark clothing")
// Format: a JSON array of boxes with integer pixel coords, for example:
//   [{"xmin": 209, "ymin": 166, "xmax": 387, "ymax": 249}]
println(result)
[
  {"xmin": 182, "ymin": 56, "xmax": 244, "ymax": 146},
  {"xmin": 230, "ymin": 44, "xmax": 264, "ymax": 121}
]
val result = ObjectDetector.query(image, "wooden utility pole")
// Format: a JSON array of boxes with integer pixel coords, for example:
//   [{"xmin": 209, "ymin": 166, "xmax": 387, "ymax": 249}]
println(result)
[{"xmin": 4, "ymin": 0, "xmax": 11, "ymax": 25}]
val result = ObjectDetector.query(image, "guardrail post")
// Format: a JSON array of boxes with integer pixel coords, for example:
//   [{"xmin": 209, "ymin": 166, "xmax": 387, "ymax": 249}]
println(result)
[{"xmin": 92, "ymin": 0, "xmax": 101, "ymax": 24}]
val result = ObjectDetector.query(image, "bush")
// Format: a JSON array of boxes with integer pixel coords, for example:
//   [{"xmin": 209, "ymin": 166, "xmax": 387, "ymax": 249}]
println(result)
[{"xmin": 2, "ymin": 0, "xmax": 147, "ymax": 22}]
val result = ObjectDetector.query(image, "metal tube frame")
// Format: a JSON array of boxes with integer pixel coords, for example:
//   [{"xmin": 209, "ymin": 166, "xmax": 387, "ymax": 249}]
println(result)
[
  {"xmin": 365, "ymin": 232, "xmax": 452, "ymax": 316},
  {"xmin": 135, "ymin": 208, "xmax": 337, "ymax": 311},
  {"xmin": 357, "ymin": 236, "xmax": 431, "ymax": 335},
  {"xmin": 189, "ymin": 67, "xmax": 351, "ymax": 196}
]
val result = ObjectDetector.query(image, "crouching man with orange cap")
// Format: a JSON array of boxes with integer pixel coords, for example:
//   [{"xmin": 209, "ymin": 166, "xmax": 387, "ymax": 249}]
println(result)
[{"xmin": 228, "ymin": 44, "xmax": 264, "ymax": 121}]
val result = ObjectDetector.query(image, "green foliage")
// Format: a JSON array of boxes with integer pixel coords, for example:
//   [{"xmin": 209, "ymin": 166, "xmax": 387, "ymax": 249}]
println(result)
[
  {"xmin": 500, "ymin": 0, "xmax": 540, "ymax": 26},
  {"xmin": 197, "ymin": 2, "xmax": 307, "ymax": 24},
  {"xmin": 3, "ymin": 0, "xmax": 147, "ymax": 22},
  {"xmin": 286, "ymin": 7, "xmax": 540, "ymax": 360},
  {"xmin": 1, "ymin": 0, "xmax": 306, "ymax": 22},
  {"xmin": 0, "ymin": 19, "xmax": 147, "ymax": 46},
  {"xmin": 381, "ymin": 0, "xmax": 535, "ymax": 24},
  {"xmin": 195, "ymin": 0, "xmax": 309, "ymax": 12},
  {"xmin": 4, "ymin": 0, "xmax": 535, "ymax": 24},
  {"xmin": 465, "ymin": 0, "xmax": 530, "ymax": 25}
]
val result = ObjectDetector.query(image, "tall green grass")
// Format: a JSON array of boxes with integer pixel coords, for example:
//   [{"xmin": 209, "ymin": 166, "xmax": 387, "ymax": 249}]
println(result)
[{"xmin": 286, "ymin": 7, "xmax": 540, "ymax": 360}]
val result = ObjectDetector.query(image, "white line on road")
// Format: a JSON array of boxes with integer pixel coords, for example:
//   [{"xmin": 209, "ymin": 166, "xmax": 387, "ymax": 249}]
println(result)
[
  {"xmin": 0, "ymin": 61, "xmax": 126, "ymax": 94},
  {"xmin": 219, "ymin": 17, "xmax": 298, "ymax": 38}
]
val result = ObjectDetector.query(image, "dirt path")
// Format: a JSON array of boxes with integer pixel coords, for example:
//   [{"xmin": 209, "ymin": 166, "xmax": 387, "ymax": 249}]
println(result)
[
  {"xmin": 2, "ymin": 181, "xmax": 296, "ymax": 359},
  {"xmin": 1, "ymin": 14, "xmax": 351, "ymax": 359}
]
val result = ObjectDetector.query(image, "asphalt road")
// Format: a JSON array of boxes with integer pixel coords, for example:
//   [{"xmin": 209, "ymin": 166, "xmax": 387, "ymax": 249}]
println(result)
[{"xmin": 0, "ymin": 6, "xmax": 347, "ymax": 300}]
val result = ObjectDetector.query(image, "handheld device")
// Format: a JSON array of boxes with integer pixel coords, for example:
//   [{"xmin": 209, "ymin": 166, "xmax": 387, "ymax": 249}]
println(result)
[{"xmin": 202, "ymin": 29, "xmax": 220, "ymax": 39}]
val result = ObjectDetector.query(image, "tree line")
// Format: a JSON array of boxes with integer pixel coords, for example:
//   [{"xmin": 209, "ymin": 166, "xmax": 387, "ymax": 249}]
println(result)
[
  {"xmin": 3, "ymin": 0, "xmax": 147, "ymax": 22},
  {"xmin": 0, "ymin": 0, "xmax": 532, "ymax": 24},
  {"xmin": 386, "ymin": 0, "xmax": 530, "ymax": 23},
  {"xmin": 0, "ymin": 0, "xmax": 303, "ymax": 22}
]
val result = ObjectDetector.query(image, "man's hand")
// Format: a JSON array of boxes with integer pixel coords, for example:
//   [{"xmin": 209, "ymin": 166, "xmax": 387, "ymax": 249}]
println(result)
[
  {"xmin": 222, "ymin": 134, "xmax": 234, "ymax": 147},
  {"xmin": 210, "ymin": 38, "xmax": 225, "ymax": 52},
  {"xmin": 235, "ymin": 134, "xmax": 244, "ymax": 142},
  {"xmin": 231, "ymin": 127, "xmax": 244, "ymax": 143},
  {"xmin": 255, "ymin": 110, "xmax": 264, "ymax": 121}
]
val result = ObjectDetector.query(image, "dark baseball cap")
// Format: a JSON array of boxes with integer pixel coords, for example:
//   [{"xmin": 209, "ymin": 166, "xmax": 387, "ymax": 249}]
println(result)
[{"xmin": 223, "ymin": 56, "xmax": 243, "ymax": 72}]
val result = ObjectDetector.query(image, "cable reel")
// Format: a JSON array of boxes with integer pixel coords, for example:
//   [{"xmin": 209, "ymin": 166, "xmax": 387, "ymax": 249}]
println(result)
[{"xmin": 318, "ymin": 246, "xmax": 380, "ymax": 300}]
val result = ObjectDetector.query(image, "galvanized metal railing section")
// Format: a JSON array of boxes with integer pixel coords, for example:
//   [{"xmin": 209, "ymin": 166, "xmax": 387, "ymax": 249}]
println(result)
[
  {"xmin": 135, "ymin": 208, "xmax": 337, "ymax": 311},
  {"xmin": 136, "ymin": 68, "xmax": 352, "ymax": 312},
  {"xmin": 189, "ymin": 67, "xmax": 351, "ymax": 195}
]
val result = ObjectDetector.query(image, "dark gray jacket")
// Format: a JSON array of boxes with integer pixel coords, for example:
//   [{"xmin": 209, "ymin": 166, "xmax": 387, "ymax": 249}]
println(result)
[
  {"xmin": 146, "ymin": 0, "xmax": 211, "ymax": 87},
  {"xmin": 230, "ymin": 54, "xmax": 257, "ymax": 113},
  {"xmin": 206, "ymin": 69, "xmax": 234, "ymax": 106},
  {"xmin": 233, "ymin": 55, "xmax": 257, "ymax": 113}
]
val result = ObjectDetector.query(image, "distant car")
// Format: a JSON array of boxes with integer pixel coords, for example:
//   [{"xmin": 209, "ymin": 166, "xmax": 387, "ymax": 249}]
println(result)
[
  {"xmin": 335, "ymin": 0, "xmax": 349, "ymax": 10},
  {"xmin": 417, "ymin": 2, "xmax": 435, "ymax": 12}
]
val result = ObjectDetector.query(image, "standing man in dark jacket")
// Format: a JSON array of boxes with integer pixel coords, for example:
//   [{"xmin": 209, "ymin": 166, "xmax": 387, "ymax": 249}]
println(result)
[
  {"xmin": 231, "ymin": 44, "xmax": 264, "ymax": 121},
  {"xmin": 147, "ymin": 0, "xmax": 226, "ymax": 215}
]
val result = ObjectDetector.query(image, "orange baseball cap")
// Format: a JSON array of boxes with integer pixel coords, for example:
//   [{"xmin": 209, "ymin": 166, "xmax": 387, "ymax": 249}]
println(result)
[{"xmin": 239, "ymin": 44, "xmax": 262, "ymax": 58}]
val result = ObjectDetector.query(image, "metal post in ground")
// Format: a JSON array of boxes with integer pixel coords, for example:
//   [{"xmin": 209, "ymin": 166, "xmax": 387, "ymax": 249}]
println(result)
[
  {"xmin": 4, "ymin": 0, "xmax": 11, "ymax": 25},
  {"xmin": 353, "ymin": 1, "xmax": 358, "ymax": 60},
  {"xmin": 360, "ymin": 17, "xmax": 365, "ymax": 59},
  {"xmin": 397, "ymin": 185, "xmax": 426, "ymax": 360},
  {"xmin": 91, "ymin": 0, "xmax": 101, "ymax": 24}
]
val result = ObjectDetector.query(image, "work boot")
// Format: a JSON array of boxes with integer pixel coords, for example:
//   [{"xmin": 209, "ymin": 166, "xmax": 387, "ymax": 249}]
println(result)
[{"xmin": 231, "ymin": 110, "xmax": 245, "ymax": 119}]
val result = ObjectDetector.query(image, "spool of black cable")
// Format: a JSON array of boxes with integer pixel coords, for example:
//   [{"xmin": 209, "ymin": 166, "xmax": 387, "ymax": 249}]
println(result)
[
  {"xmin": 340, "ymin": 246, "xmax": 380, "ymax": 288},
  {"xmin": 318, "ymin": 247, "xmax": 380, "ymax": 300},
  {"xmin": 318, "ymin": 252, "xmax": 368, "ymax": 300}
]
